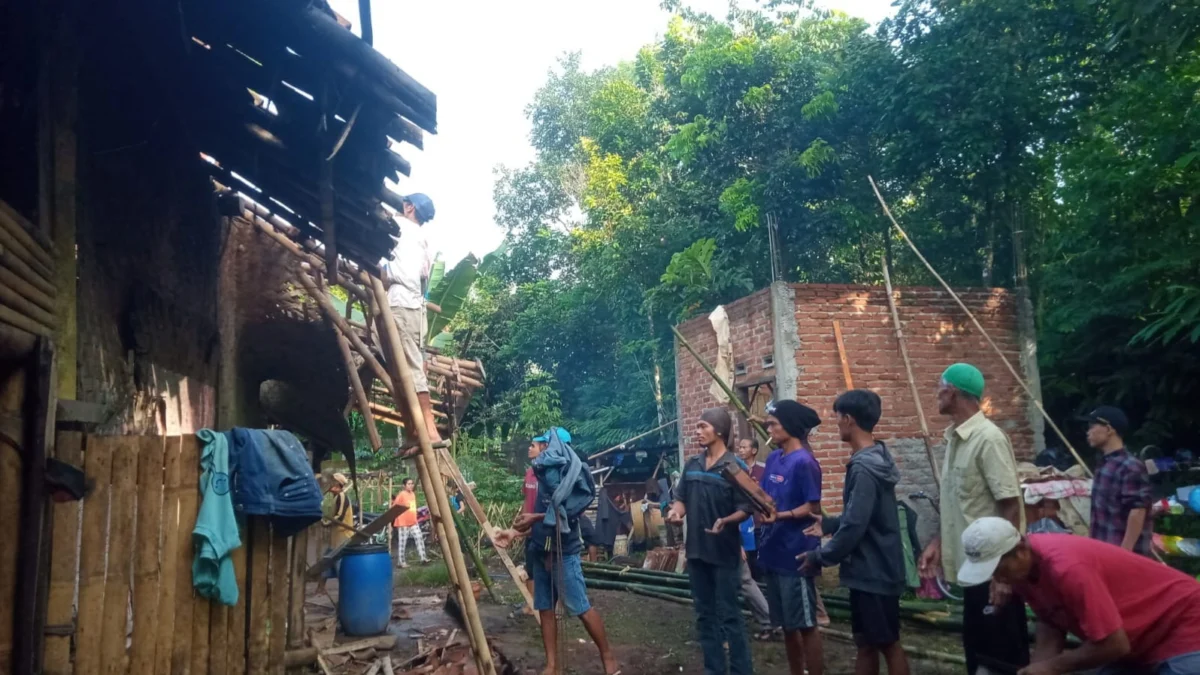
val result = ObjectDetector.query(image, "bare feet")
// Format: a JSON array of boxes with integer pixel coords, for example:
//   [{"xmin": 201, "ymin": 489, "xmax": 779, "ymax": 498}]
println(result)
[{"xmin": 601, "ymin": 652, "xmax": 621, "ymax": 675}]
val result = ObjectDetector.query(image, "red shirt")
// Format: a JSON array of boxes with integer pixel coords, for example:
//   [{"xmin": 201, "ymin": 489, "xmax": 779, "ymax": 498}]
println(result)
[
  {"xmin": 522, "ymin": 467, "xmax": 539, "ymax": 514},
  {"xmin": 1017, "ymin": 534, "xmax": 1200, "ymax": 665}
]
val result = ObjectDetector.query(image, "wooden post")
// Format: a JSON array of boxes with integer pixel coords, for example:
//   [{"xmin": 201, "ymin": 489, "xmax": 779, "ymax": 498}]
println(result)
[
  {"xmin": 337, "ymin": 331, "xmax": 382, "ymax": 451},
  {"xmin": 287, "ymin": 529, "xmax": 309, "ymax": 649},
  {"xmin": 369, "ymin": 278, "xmax": 495, "ymax": 675},
  {"xmin": 435, "ymin": 446, "xmax": 537, "ymax": 623},
  {"xmin": 43, "ymin": 431, "xmax": 82, "ymax": 675},
  {"xmin": 100, "ymin": 442, "xmax": 138, "ymax": 670},
  {"xmin": 269, "ymin": 525, "xmax": 289, "ymax": 675},
  {"xmin": 130, "ymin": 436, "xmax": 167, "ymax": 674},
  {"xmin": 880, "ymin": 257, "xmax": 941, "ymax": 490},
  {"xmin": 833, "ymin": 320, "xmax": 854, "ymax": 389},
  {"xmin": 248, "ymin": 518, "xmax": 271, "ymax": 675}
]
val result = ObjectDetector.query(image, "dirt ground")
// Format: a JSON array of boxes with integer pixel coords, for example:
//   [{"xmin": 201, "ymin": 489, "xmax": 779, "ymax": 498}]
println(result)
[{"xmin": 308, "ymin": 562, "xmax": 965, "ymax": 675}]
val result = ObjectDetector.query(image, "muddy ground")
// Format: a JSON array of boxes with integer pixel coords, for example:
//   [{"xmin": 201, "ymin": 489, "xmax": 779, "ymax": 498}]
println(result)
[{"xmin": 308, "ymin": 562, "xmax": 965, "ymax": 675}]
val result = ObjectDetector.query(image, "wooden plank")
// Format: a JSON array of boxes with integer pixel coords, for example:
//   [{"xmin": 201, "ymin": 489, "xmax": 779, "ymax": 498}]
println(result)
[
  {"xmin": 56, "ymin": 399, "xmax": 108, "ymax": 424},
  {"xmin": 832, "ymin": 320, "xmax": 854, "ymax": 389},
  {"xmin": 75, "ymin": 435, "xmax": 115, "ymax": 675},
  {"xmin": 191, "ymin": 588, "xmax": 211, "ymax": 675},
  {"xmin": 172, "ymin": 435, "xmax": 201, "ymax": 674},
  {"xmin": 44, "ymin": 431, "xmax": 83, "ymax": 675},
  {"xmin": 153, "ymin": 437, "xmax": 183, "ymax": 674},
  {"xmin": 130, "ymin": 436, "xmax": 166, "ymax": 675},
  {"xmin": 226, "ymin": 540, "xmax": 247, "ymax": 675},
  {"xmin": 268, "ymin": 528, "xmax": 288, "ymax": 675},
  {"xmin": 304, "ymin": 504, "xmax": 404, "ymax": 580},
  {"xmin": 246, "ymin": 519, "xmax": 271, "ymax": 675},
  {"xmin": 286, "ymin": 529, "xmax": 308, "ymax": 649},
  {"xmin": 209, "ymin": 603, "xmax": 227, "ymax": 675},
  {"xmin": 0, "ymin": 436, "xmax": 22, "ymax": 673},
  {"xmin": 100, "ymin": 439, "xmax": 139, "ymax": 674}
]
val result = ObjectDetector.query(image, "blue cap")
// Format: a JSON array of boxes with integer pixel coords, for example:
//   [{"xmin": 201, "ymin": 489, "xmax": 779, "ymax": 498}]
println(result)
[
  {"xmin": 404, "ymin": 193, "xmax": 436, "ymax": 224},
  {"xmin": 533, "ymin": 428, "xmax": 571, "ymax": 444}
]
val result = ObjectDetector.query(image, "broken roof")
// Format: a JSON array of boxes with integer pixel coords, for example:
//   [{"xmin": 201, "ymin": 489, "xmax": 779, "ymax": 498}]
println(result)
[{"xmin": 147, "ymin": 0, "xmax": 435, "ymax": 268}]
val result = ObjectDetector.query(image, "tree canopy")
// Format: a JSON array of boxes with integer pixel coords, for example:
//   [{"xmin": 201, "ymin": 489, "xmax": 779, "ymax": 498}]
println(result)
[{"xmin": 436, "ymin": 0, "xmax": 1200, "ymax": 456}]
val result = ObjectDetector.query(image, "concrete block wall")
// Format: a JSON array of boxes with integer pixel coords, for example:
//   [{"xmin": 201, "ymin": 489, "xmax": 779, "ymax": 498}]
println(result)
[{"xmin": 675, "ymin": 283, "xmax": 1037, "ymax": 516}]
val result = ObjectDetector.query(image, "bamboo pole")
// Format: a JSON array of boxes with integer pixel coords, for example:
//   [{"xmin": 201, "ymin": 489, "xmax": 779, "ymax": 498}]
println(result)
[
  {"xmin": 0, "ymin": 264, "xmax": 54, "ymax": 314},
  {"xmin": 369, "ymin": 277, "xmax": 495, "ymax": 675},
  {"xmin": 881, "ymin": 257, "xmax": 941, "ymax": 490},
  {"xmin": 337, "ymin": 331, "xmax": 382, "ymax": 451},
  {"xmin": 246, "ymin": 210, "xmax": 370, "ymax": 302},
  {"xmin": 0, "ymin": 242, "xmax": 55, "ymax": 298},
  {"xmin": 425, "ymin": 363, "xmax": 484, "ymax": 389},
  {"xmin": 589, "ymin": 419, "xmax": 680, "ymax": 460},
  {"xmin": 0, "ymin": 199, "xmax": 54, "ymax": 262},
  {"xmin": 671, "ymin": 325, "xmax": 769, "ymax": 442},
  {"xmin": 435, "ymin": 446, "xmax": 538, "ymax": 623},
  {"xmin": 0, "ymin": 211, "xmax": 54, "ymax": 281},
  {"xmin": 868, "ymin": 176, "xmax": 1091, "ymax": 478},
  {"xmin": 0, "ymin": 276, "xmax": 56, "ymax": 328},
  {"xmin": 832, "ymin": 320, "xmax": 854, "ymax": 389},
  {"xmin": 0, "ymin": 302, "xmax": 52, "ymax": 337},
  {"xmin": 450, "ymin": 508, "xmax": 497, "ymax": 602},
  {"xmin": 295, "ymin": 270, "xmax": 393, "ymax": 391},
  {"xmin": 130, "ymin": 436, "xmax": 167, "ymax": 674}
]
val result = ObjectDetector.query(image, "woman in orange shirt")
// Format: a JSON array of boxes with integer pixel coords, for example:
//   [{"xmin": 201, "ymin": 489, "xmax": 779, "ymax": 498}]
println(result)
[{"xmin": 393, "ymin": 478, "xmax": 428, "ymax": 567}]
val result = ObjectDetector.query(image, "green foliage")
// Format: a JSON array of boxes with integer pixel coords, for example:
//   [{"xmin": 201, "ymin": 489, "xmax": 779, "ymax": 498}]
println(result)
[{"xmin": 439, "ymin": 0, "xmax": 1200, "ymax": 454}]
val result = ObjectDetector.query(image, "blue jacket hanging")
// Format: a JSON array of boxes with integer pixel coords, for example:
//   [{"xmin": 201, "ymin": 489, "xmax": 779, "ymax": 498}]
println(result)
[
  {"xmin": 531, "ymin": 427, "xmax": 595, "ymax": 533},
  {"xmin": 228, "ymin": 428, "xmax": 323, "ymax": 537}
]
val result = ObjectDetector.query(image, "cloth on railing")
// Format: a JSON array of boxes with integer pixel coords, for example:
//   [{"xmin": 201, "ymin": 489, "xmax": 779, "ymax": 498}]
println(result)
[
  {"xmin": 194, "ymin": 429, "xmax": 241, "ymax": 605},
  {"xmin": 228, "ymin": 427, "xmax": 323, "ymax": 537}
]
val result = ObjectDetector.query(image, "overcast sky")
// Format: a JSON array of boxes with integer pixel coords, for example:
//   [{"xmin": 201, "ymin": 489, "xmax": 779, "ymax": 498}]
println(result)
[{"xmin": 328, "ymin": 0, "xmax": 897, "ymax": 265}]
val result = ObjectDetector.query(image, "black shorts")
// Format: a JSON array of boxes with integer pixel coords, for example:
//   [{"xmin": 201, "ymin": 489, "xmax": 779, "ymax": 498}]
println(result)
[{"xmin": 849, "ymin": 590, "xmax": 900, "ymax": 648}]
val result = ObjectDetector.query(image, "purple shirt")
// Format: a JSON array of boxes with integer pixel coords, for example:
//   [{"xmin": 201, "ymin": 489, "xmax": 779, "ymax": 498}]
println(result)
[{"xmin": 757, "ymin": 448, "xmax": 822, "ymax": 575}]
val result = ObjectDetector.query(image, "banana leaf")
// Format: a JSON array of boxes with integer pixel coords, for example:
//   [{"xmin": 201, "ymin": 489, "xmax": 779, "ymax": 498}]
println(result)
[{"xmin": 426, "ymin": 254, "xmax": 479, "ymax": 338}]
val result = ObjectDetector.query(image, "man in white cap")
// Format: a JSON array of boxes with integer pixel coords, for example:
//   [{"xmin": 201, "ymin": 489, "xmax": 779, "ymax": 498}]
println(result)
[
  {"xmin": 958, "ymin": 518, "xmax": 1200, "ymax": 675},
  {"xmin": 383, "ymin": 193, "xmax": 441, "ymax": 442}
]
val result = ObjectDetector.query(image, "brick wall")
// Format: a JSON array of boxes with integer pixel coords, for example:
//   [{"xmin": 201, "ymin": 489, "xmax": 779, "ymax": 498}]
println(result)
[{"xmin": 675, "ymin": 283, "xmax": 1035, "ymax": 515}]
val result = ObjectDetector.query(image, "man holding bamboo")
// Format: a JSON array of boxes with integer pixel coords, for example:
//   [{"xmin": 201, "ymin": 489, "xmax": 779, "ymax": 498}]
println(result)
[
  {"xmin": 919, "ymin": 363, "xmax": 1029, "ymax": 674},
  {"xmin": 382, "ymin": 192, "xmax": 441, "ymax": 442}
]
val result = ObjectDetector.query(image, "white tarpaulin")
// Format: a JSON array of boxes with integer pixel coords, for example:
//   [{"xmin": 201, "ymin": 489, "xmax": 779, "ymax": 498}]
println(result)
[{"xmin": 708, "ymin": 305, "xmax": 734, "ymax": 402}]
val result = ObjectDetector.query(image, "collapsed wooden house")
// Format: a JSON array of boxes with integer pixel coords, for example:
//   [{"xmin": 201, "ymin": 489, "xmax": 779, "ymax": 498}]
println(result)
[{"xmin": 0, "ymin": 0, "xmax": 503, "ymax": 672}]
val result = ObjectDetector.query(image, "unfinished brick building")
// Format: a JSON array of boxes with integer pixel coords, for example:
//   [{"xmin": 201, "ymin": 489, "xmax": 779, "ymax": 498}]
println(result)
[{"xmin": 674, "ymin": 282, "xmax": 1043, "ymax": 520}]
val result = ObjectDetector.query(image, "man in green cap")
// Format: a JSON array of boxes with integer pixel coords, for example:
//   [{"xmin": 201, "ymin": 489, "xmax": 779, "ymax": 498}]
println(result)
[{"xmin": 918, "ymin": 362, "xmax": 1028, "ymax": 674}]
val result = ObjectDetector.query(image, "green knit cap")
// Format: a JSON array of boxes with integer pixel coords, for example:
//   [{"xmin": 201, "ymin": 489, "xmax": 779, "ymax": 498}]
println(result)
[{"xmin": 941, "ymin": 363, "xmax": 985, "ymax": 398}]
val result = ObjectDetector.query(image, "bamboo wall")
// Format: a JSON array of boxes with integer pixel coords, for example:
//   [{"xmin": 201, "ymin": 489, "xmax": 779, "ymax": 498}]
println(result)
[{"xmin": 42, "ymin": 432, "xmax": 310, "ymax": 675}]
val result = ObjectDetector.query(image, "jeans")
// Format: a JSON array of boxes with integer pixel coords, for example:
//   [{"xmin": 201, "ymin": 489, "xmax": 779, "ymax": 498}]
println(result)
[
  {"xmin": 1098, "ymin": 651, "xmax": 1200, "ymax": 675},
  {"xmin": 689, "ymin": 559, "xmax": 753, "ymax": 675},
  {"xmin": 530, "ymin": 553, "xmax": 592, "ymax": 616}
]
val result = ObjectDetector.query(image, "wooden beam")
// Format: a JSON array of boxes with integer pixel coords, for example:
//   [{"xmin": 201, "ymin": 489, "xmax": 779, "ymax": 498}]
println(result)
[
  {"xmin": 294, "ymin": 270, "xmax": 393, "ymax": 392},
  {"xmin": 305, "ymin": 504, "xmax": 405, "ymax": 579},
  {"xmin": 833, "ymin": 320, "xmax": 854, "ymax": 389},
  {"xmin": 55, "ymin": 399, "xmax": 108, "ymax": 425},
  {"xmin": 337, "ymin": 332, "xmax": 382, "ymax": 451}
]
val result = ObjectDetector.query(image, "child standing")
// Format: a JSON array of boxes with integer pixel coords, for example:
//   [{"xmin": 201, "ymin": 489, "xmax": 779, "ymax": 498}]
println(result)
[{"xmin": 801, "ymin": 390, "xmax": 910, "ymax": 675}]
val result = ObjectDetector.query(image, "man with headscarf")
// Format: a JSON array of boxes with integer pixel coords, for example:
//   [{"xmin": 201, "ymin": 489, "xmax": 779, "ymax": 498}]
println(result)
[
  {"xmin": 757, "ymin": 400, "xmax": 824, "ymax": 675},
  {"xmin": 667, "ymin": 407, "xmax": 755, "ymax": 675},
  {"xmin": 918, "ymin": 363, "xmax": 1028, "ymax": 674}
]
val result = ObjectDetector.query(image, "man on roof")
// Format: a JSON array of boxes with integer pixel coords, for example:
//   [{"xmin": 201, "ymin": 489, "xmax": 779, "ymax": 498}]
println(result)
[
  {"xmin": 958, "ymin": 517, "xmax": 1200, "ymax": 675},
  {"xmin": 382, "ymin": 192, "xmax": 441, "ymax": 442}
]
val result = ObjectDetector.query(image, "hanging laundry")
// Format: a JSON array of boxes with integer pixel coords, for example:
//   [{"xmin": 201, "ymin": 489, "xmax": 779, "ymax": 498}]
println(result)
[{"xmin": 193, "ymin": 429, "xmax": 241, "ymax": 605}]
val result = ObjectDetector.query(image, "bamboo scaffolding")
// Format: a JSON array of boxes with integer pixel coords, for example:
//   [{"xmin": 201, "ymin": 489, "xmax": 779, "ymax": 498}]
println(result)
[
  {"xmin": 0, "ymin": 242, "xmax": 55, "ymax": 299},
  {"xmin": 336, "ymin": 331, "xmax": 382, "ymax": 450},
  {"xmin": 867, "ymin": 176, "xmax": 1091, "ymax": 478},
  {"xmin": 0, "ymin": 199, "xmax": 54, "ymax": 260},
  {"xmin": 294, "ymin": 269, "xmax": 392, "ymax": 391},
  {"xmin": 0, "ymin": 264, "xmax": 54, "ymax": 314},
  {"xmin": 881, "ymin": 255, "xmax": 941, "ymax": 490},
  {"xmin": 671, "ymin": 326, "xmax": 769, "ymax": 442},
  {"xmin": 368, "ymin": 276, "xmax": 495, "ymax": 675},
  {"xmin": 833, "ymin": 320, "xmax": 854, "ymax": 389}
]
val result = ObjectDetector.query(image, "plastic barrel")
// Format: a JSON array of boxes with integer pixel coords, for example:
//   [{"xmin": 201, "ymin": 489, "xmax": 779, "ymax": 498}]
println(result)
[{"xmin": 337, "ymin": 543, "xmax": 393, "ymax": 636}]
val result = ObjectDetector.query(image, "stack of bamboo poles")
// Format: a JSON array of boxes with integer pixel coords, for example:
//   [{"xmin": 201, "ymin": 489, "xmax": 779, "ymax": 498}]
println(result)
[
  {"xmin": 236, "ymin": 196, "xmax": 514, "ymax": 673},
  {"xmin": 0, "ymin": 201, "xmax": 56, "ymax": 343}
]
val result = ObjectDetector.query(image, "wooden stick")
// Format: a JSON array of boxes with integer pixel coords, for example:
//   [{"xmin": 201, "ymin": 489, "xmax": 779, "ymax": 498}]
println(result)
[
  {"xmin": 130, "ymin": 436, "xmax": 167, "ymax": 674},
  {"xmin": 672, "ymin": 326, "xmax": 769, "ymax": 442},
  {"xmin": 0, "ymin": 264, "xmax": 54, "ymax": 314},
  {"xmin": 0, "ymin": 242, "xmax": 55, "ymax": 298},
  {"xmin": 833, "ymin": 320, "xmax": 854, "ymax": 389},
  {"xmin": 425, "ymin": 362, "xmax": 485, "ymax": 389},
  {"xmin": 370, "ymin": 400, "xmax": 446, "ymax": 421},
  {"xmin": 74, "ymin": 435, "xmax": 115, "ymax": 675},
  {"xmin": 43, "ymin": 432, "xmax": 82, "ymax": 675},
  {"xmin": 370, "ymin": 277, "xmax": 496, "ymax": 675},
  {"xmin": 881, "ymin": 256, "xmax": 941, "ymax": 490},
  {"xmin": 868, "ymin": 176, "xmax": 1091, "ymax": 477},
  {"xmin": 338, "ymin": 331, "xmax": 383, "ymax": 450},
  {"xmin": 435, "ymin": 446, "xmax": 538, "ymax": 624},
  {"xmin": 295, "ymin": 270, "xmax": 394, "ymax": 392},
  {"xmin": 246, "ymin": 210, "xmax": 369, "ymax": 302},
  {"xmin": 153, "ymin": 437, "xmax": 183, "ymax": 674},
  {"xmin": 381, "ymin": 655, "xmax": 396, "ymax": 675},
  {"xmin": 0, "ymin": 302, "xmax": 52, "ymax": 337}
]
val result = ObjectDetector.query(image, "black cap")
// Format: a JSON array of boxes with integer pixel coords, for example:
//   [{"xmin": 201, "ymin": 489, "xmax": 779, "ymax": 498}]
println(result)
[{"xmin": 1083, "ymin": 406, "xmax": 1130, "ymax": 437}]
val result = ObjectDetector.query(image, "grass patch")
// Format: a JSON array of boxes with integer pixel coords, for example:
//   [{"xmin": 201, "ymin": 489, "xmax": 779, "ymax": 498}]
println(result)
[{"xmin": 395, "ymin": 560, "xmax": 452, "ymax": 587}]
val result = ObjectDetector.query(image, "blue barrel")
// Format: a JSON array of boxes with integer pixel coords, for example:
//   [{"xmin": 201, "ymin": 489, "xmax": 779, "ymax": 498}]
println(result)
[{"xmin": 337, "ymin": 544, "xmax": 393, "ymax": 636}]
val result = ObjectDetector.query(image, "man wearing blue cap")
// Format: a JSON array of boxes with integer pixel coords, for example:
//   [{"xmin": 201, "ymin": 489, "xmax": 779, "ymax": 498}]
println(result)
[
  {"xmin": 383, "ymin": 193, "xmax": 441, "ymax": 441},
  {"xmin": 495, "ymin": 428, "xmax": 621, "ymax": 675},
  {"xmin": 919, "ymin": 363, "xmax": 1028, "ymax": 674}
]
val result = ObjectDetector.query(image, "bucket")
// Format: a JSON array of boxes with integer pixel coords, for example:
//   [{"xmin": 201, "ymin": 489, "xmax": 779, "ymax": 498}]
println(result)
[
  {"xmin": 337, "ymin": 544, "xmax": 393, "ymax": 636},
  {"xmin": 613, "ymin": 534, "xmax": 630, "ymax": 557}
]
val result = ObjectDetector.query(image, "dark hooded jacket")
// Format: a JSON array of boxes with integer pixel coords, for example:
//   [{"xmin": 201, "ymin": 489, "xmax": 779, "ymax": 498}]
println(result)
[{"xmin": 812, "ymin": 442, "xmax": 906, "ymax": 596}]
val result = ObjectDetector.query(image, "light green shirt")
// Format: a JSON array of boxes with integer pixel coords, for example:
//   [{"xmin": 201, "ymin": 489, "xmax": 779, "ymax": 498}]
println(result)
[{"xmin": 939, "ymin": 411, "xmax": 1022, "ymax": 584}]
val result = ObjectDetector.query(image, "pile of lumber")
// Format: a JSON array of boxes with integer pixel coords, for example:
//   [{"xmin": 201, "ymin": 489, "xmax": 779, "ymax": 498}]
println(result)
[
  {"xmin": 287, "ymin": 634, "xmax": 515, "ymax": 675},
  {"xmin": 642, "ymin": 547, "xmax": 681, "ymax": 572}
]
